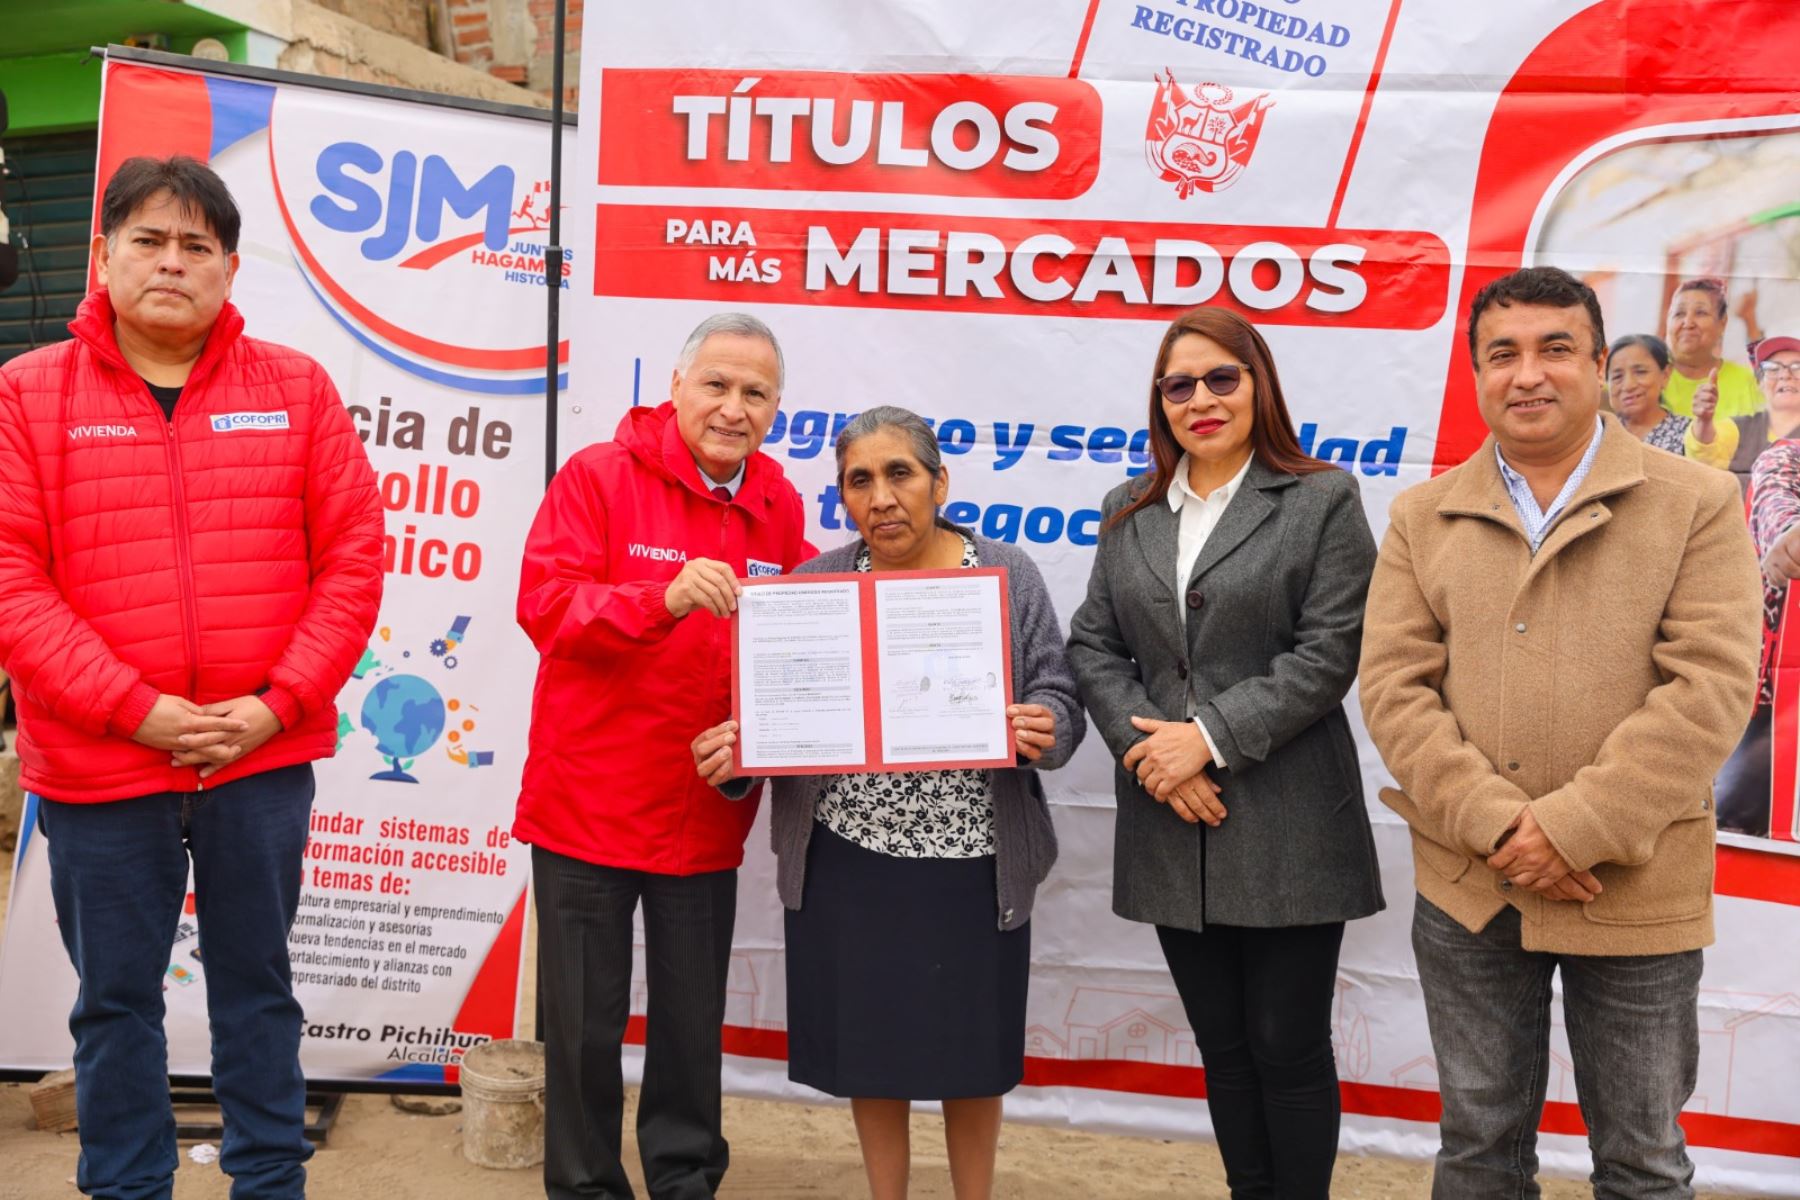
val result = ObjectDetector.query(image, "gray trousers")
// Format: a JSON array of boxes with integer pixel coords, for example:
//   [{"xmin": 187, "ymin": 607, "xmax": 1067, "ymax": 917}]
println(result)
[{"xmin": 1412, "ymin": 896, "xmax": 1703, "ymax": 1200}]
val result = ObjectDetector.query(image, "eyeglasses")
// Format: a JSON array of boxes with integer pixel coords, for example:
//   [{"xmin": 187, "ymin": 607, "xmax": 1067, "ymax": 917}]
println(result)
[
  {"xmin": 1155, "ymin": 364, "xmax": 1251, "ymax": 404},
  {"xmin": 1762, "ymin": 361, "xmax": 1800, "ymax": 379}
]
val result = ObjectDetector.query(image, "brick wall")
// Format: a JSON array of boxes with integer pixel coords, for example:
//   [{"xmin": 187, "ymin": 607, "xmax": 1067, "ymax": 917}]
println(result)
[
  {"xmin": 527, "ymin": 0, "xmax": 583, "ymax": 108},
  {"xmin": 445, "ymin": 0, "xmax": 581, "ymax": 108},
  {"xmin": 447, "ymin": 0, "xmax": 494, "ymax": 69},
  {"xmin": 278, "ymin": 1, "xmax": 549, "ymax": 108}
]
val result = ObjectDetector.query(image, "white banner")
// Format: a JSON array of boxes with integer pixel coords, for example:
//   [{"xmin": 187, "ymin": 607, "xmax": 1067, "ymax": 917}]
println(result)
[
  {"xmin": 0, "ymin": 56, "xmax": 565, "ymax": 1085},
  {"xmin": 571, "ymin": 1, "xmax": 1800, "ymax": 1191}
]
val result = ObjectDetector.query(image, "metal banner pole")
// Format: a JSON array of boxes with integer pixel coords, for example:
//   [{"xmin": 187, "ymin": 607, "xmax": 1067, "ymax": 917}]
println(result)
[
  {"xmin": 534, "ymin": 0, "xmax": 569, "ymax": 1042},
  {"xmin": 543, "ymin": 0, "xmax": 567, "ymax": 489}
]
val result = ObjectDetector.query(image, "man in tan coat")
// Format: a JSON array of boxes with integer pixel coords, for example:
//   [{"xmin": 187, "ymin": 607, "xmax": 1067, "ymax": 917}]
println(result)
[{"xmin": 1361, "ymin": 266, "xmax": 1762, "ymax": 1199}]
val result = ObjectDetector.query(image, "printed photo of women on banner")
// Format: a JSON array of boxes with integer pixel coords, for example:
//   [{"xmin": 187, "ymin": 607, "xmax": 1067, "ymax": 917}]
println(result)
[{"xmin": 1536, "ymin": 124, "xmax": 1800, "ymax": 847}]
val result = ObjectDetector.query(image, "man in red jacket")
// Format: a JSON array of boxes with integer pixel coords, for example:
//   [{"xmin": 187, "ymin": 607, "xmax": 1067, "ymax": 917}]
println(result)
[
  {"xmin": 0, "ymin": 156, "xmax": 382, "ymax": 1199},
  {"xmin": 517, "ymin": 312, "xmax": 812, "ymax": 1199}
]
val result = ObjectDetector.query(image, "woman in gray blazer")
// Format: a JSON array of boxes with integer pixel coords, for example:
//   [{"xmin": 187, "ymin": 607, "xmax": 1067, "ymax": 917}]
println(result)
[
  {"xmin": 1067, "ymin": 307, "xmax": 1382, "ymax": 1200},
  {"xmin": 691, "ymin": 406, "xmax": 1084, "ymax": 1200}
]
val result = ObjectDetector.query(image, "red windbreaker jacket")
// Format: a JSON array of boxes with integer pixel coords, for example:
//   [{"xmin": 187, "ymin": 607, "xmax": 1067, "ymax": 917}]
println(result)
[
  {"xmin": 514, "ymin": 401, "xmax": 813, "ymax": 874},
  {"xmin": 0, "ymin": 292, "xmax": 384, "ymax": 802}
]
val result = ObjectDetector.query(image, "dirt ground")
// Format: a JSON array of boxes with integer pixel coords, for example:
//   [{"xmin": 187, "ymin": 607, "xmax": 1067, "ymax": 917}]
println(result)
[
  {"xmin": 1, "ymin": 1080, "xmax": 1763, "ymax": 1200},
  {"xmin": 0, "ymin": 750, "xmax": 1766, "ymax": 1198}
]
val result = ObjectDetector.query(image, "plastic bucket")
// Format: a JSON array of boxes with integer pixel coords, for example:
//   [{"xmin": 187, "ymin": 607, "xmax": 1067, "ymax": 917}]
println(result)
[{"xmin": 459, "ymin": 1039, "xmax": 546, "ymax": 1169}]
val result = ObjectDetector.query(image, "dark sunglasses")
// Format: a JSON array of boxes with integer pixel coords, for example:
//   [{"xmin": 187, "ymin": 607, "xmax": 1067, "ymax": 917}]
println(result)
[{"xmin": 1155, "ymin": 363, "xmax": 1251, "ymax": 404}]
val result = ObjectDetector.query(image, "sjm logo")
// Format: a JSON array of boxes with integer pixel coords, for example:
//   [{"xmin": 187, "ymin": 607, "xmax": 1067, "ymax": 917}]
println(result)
[{"xmin": 310, "ymin": 143, "xmax": 515, "ymax": 262}]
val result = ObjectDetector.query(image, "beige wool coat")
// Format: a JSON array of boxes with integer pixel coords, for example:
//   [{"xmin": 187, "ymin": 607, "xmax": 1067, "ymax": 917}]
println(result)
[{"xmin": 1360, "ymin": 415, "xmax": 1762, "ymax": 955}]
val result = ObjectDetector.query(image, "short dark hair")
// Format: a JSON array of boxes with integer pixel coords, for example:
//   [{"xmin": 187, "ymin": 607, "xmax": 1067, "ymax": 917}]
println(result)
[
  {"xmin": 1466, "ymin": 267, "xmax": 1606, "ymax": 363},
  {"xmin": 1607, "ymin": 333, "xmax": 1670, "ymax": 372},
  {"xmin": 100, "ymin": 156, "xmax": 241, "ymax": 254}
]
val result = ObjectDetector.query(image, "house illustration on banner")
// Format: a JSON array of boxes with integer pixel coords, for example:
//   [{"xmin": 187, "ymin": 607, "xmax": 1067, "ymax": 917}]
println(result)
[
  {"xmin": 1024, "ymin": 1025, "xmax": 1069, "ymax": 1060},
  {"xmin": 1390, "ymin": 1055, "xmax": 1438, "ymax": 1091},
  {"xmin": 1715, "ymin": 993, "xmax": 1800, "ymax": 1121},
  {"xmin": 1060, "ymin": 987, "xmax": 1198, "ymax": 1066}
]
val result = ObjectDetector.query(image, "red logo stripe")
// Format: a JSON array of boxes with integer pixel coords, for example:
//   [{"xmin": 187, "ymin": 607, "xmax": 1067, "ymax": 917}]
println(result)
[{"xmin": 266, "ymin": 108, "xmax": 568, "ymax": 371}]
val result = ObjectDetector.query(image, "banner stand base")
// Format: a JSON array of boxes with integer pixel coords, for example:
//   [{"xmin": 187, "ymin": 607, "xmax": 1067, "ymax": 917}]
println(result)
[{"xmin": 172, "ymin": 1087, "xmax": 345, "ymax": 1146}]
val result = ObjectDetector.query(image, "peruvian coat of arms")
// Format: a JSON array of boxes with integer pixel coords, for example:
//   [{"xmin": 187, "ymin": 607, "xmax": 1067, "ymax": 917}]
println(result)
[{"xmin": 1144, "ymin": 71, "xmax": 1274, "ymax": 198}]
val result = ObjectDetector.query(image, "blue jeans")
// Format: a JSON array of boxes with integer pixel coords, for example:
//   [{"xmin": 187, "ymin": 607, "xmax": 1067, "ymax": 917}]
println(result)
[
  {"xmin": 1412, "ymin": 896, "xmax": 1702, "ymax": 1200},
  {"xmin": 39, "ymin": 763, "xmax": 316, "ymax": 1200}
]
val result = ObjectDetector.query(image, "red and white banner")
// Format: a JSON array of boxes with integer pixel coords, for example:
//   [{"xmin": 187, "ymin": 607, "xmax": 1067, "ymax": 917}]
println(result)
[
  {"xmin": 0, "ymin": 57, "xmax": 563, "ymax": 1086},
  {"xmin": 570, "ymin": 1, "xmax": 1800, "ymax": 1192}
]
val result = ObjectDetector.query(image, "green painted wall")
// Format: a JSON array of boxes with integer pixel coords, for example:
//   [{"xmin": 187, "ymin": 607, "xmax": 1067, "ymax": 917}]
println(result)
[
  {"xmin": 5, "ymin": 2, "xmax": 247, "ymax": 58},
  {"xmin": 1, "ymin": 2, "xmax": 253, "ymax": 135},
  {"xmin": 0, "ymin": 55, "xmax": 106, "ymax": 136}
]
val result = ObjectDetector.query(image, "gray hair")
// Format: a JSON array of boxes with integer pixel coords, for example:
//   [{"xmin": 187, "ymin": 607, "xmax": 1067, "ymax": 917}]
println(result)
[
  {"xmin": 834, "ymin": 405, "xmax": 943, "ymax": 487},
  {"xmin": 675, "ymin": 312, "xmax": 785, "ymax": 392}
]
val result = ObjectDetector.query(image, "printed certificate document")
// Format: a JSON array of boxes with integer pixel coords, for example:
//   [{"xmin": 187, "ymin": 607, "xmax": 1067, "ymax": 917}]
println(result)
[
  {"xmin": 731, "ymin": 568, "xmax": 1014, "ymax": 775},
  {"xmin": 733, "ymin": 579, "xmax": 867, "ymax": 771}
]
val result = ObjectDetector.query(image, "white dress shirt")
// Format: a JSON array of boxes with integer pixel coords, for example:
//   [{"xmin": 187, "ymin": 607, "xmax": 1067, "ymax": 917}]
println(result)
[
  {"xmin": 698, "ymin": 458, "xmax": 746, "ymax": 498},
  {"xmin": 1168, "ymin": 452, "xmax": 1254, "ymax": 768},
  {"xmin": 1494, "ymin": 415, "xmax": 1604, "ymax": 552}
]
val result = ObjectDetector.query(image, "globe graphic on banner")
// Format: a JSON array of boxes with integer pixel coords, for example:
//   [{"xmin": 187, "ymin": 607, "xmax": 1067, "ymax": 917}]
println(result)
[{"xmin": 360, "ymin": 674, "xmax": 446, "ymax": 783}]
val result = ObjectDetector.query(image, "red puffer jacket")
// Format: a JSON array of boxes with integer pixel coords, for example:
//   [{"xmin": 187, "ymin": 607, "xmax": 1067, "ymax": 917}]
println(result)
[
  {"xmin": 514, "ymin": 401, "xmax": 813, "ymax": 874},
  {"xmin": 0, "ymin": 292, "xmax": 384, "ymax": 803}
]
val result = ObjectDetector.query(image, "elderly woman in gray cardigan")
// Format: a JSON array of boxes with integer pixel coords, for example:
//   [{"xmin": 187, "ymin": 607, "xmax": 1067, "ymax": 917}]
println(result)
[{"xmin": 691, "ymin": 406, "xmax": 1083, "ymax": 1200}]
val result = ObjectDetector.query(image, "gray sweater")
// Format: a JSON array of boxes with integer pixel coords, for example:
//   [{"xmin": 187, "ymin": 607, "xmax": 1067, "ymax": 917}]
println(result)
[{"xmin": 724, "ymin": 529, "xmax": 1084, "ymax": 930}]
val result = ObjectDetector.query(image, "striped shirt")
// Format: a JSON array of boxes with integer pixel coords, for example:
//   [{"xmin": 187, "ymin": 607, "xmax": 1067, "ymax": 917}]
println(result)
[{"xmin": 1494, "ymin": 416, "xmax": 1604, "ymax": 552}]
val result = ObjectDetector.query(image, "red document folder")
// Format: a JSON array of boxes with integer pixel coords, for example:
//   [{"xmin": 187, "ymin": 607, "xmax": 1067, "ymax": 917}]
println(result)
[{"xmin": 731, "ymin": 567, "xmax": 1015, "ymax": 776}]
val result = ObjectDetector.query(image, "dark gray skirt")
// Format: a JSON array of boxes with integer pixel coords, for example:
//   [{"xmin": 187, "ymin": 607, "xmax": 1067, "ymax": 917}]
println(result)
[{"xmin": 784, "ymin": 821, "xmax": 1029, "ymax": 1100}]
